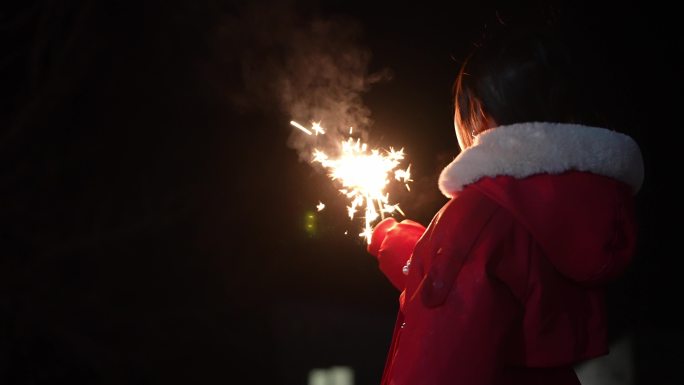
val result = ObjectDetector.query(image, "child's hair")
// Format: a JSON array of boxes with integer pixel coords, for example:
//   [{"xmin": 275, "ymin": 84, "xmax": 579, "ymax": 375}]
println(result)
[{"xmin": 453, "ymin": 23, "xmax": 597, "ymax": 148}]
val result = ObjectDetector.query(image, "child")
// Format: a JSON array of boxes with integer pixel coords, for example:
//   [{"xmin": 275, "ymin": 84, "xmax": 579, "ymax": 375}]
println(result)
[{"xmin": 367, "ymin": 24, "xmax": 644, "ymax": 385}]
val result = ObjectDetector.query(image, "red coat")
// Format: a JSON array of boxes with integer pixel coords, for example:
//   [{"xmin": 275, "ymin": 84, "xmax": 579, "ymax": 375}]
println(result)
[{"xmin": 368, "ymin": 123, "xmax": 643, "ymax": 385}]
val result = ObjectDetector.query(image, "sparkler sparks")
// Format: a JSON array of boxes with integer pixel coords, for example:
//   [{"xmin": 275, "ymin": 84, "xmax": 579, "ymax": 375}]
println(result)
[
  {"xmin": 292, "ymin": 120, "xmax": 412, "ymax": 242},
  {"xmin": 290, "ymin": 120, "xmax": 313, "ymax": 135}
]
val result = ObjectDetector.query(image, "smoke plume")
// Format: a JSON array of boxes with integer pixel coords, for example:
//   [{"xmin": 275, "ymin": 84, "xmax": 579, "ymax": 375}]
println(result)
[{"xmin": 218, "ymin": 1, "xmax": 391, "ymax": 161}]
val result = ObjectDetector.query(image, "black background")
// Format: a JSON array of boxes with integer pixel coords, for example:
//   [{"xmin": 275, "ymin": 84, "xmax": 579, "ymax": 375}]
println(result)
[{"xmin": 1, "ymin": 1, "xmax": 681, "ymax": 384}]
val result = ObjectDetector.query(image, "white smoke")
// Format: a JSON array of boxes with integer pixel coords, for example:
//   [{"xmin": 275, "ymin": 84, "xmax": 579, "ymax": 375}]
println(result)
[{"xmin": 219, "ymin": 0, "xmax": 391, "ymax": 161}]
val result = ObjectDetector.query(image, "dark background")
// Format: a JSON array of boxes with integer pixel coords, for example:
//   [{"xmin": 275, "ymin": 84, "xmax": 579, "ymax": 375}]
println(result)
[{"xmin": 1, "ymin": 1, "xmax": 681, "ymax": 384}]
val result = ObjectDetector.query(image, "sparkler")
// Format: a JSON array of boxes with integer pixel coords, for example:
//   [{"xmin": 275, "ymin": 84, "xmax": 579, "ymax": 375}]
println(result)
[{"xmin": 291, "ymin": 120, "xmax": 412, "ymax": 242}]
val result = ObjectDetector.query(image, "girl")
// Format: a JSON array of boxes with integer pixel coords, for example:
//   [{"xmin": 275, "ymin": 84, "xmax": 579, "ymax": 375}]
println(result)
[{"xmin": 367, "ymin": 24, "xmax": 644, "ymax": 385}]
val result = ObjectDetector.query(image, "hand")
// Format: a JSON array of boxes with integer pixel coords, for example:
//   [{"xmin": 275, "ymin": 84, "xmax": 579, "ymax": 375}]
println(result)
[
  {"xmin": 367, "ymin": 218, "xmax": 399, "ymax": 257},
  {"xmin": 367, "ymin": 218, "xmax": 425, "ymax": 257}
]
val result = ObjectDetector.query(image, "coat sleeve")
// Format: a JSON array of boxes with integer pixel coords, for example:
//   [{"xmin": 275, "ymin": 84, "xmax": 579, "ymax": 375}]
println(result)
[
  {"xmin": 391, "ymin": 189, "xmax": 526, "ymax": 385},
  {"xmin": 407, "ymin": 271, "xmax": 522, "ymax": 385},
  {"xmin": 367, "ymin": 218, "xmax": 426, "ymax": 291}
]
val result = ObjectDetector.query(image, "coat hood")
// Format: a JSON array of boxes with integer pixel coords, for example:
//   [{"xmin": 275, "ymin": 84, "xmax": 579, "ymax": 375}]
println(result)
[{"xmin": 438, "ymin": 122, "xmax": 644, "ymax": 284}]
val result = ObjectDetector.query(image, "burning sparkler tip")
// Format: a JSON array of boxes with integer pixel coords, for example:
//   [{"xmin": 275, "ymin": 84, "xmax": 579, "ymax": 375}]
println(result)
[{"xmin": 290, "ymin": 119, "xmax": 413, "ymax": 244}]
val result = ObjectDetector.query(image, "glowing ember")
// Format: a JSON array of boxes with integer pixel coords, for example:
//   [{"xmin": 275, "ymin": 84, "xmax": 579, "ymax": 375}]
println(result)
[
  {"xmin": 291, "ymin": 120, "xmax": 412, "ymax": 242},
  {"xmin": 317, "ymin": 202, "xmax": 325, "ymax": 211},
  {"xmin": 311, "ymin": 122, "xmax": 325, "ymax": 135}
]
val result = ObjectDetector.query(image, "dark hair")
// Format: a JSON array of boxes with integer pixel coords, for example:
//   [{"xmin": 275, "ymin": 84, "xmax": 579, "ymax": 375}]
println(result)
[{"xmin": 453, "ymin": 24, "xmax": 596, "ymax": 148}]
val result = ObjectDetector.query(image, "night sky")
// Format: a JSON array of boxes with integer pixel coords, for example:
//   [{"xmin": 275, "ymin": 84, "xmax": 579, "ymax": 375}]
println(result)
[{"xmin": 1, "ymin": 1, "xmax": 682, "ymax": 384}]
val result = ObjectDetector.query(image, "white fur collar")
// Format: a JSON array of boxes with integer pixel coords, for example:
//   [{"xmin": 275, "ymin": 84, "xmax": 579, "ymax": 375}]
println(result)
[{"xmin": 438, "ymin": 122, "xmax": 644, "ymax": 197}]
